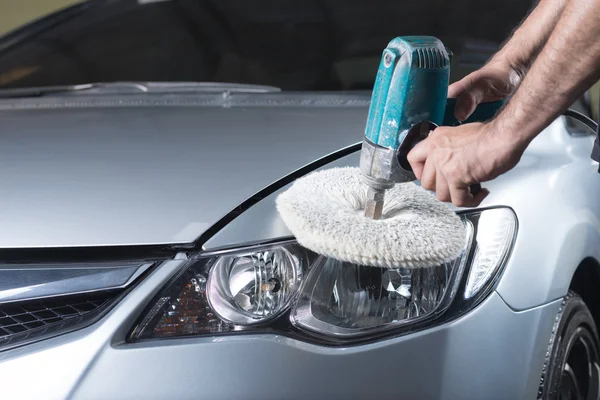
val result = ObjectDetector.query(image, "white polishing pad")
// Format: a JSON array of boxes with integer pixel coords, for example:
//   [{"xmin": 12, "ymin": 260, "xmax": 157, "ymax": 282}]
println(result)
[{"xmin": 275, "ymin": 167, "xmax": 467, "ymax": 268}]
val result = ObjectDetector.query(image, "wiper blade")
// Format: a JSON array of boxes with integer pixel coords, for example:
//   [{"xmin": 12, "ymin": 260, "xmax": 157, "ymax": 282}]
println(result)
[
  {"xmin": 138, "ymin": 82, "xmax": 282, "ymax": 93},
  {"xmin": 0, "ymin": 81, "xmax": 281, "ymax": 98},
  {"xmin": 0, "ymin": 83, "xmax": 145, "ymax": 98}
]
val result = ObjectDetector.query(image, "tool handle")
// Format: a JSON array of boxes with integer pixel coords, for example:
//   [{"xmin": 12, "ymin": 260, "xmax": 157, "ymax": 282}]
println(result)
[
  {"xmin": 442, "ymin": 98, "xmax": 504, "ymax": 126},
  {"xmin": 398, "ymin": 120, "xmax": 483, "ymax": 196},
  {"xmin": 469, "ymin": 182, "xmax": 482, "ymax": 195}
]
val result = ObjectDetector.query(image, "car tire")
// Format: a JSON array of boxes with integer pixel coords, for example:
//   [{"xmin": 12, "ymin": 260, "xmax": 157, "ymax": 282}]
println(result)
[{"xmin": 538, "ymin": 291, "xmax": 600, "ymax": 399}]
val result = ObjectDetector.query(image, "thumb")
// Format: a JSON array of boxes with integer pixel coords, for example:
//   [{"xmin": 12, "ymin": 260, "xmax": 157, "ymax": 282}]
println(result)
[
  {"xmin": 454, "ymin": 85, "xmax": 486, "ymax": 121},
  {"xmin": 448, "ymin": 78, "xmax": 468, "ymax": 98},
  {"xmin": 449, "ymin": 75, "xmax": 487, "ymax": 121}
]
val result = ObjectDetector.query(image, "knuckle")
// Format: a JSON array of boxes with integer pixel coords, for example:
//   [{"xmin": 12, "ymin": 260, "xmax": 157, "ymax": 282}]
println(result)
[
  {"xmin": 429, "ymin": 132, "xmax": 450, "ymax": 147},
  {"xmin": 428, "ymin": 131, "xmax": 441, "ymax": 141},
  {"xmin": 425, "ymin": 137, "xmax": 437, "ymax": 148},
  {"xmin": 462, "ymin": 75, "xmax": 477, "ymax": 90},
  {"xmin": 422, "ymin": 180, "xmax": 435, "ymax": 190},
  {"xmin": 445, "ymin": 164, "xmax": 461, "ymax": 182}
]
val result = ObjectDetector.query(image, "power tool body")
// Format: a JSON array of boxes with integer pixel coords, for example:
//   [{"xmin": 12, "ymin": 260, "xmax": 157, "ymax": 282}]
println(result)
[{"xmin": 360, "ymin": 36, "xmax": 503, "ymax": 219}]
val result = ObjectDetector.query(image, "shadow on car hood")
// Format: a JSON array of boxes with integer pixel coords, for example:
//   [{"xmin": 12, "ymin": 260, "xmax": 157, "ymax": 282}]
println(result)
[{"xmin": 0, "ymin": 93, "xmax": 368, "ymax": 248}]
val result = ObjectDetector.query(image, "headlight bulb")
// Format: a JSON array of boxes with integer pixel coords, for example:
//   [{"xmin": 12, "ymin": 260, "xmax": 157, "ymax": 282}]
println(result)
[{"xmin": 206, "ymin": 245, "xmax": 303, "ymax": 325}]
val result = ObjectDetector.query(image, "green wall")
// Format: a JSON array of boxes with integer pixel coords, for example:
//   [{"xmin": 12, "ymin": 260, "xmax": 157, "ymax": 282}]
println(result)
[{"xmin": 0, "ymin": 0, "xmax": 80, "ymax": 36}]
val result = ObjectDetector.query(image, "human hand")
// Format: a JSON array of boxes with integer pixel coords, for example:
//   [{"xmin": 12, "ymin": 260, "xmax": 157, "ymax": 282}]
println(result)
[
  {"xmin": 407, "ymin": 122, "xmax": 526, "ymax": 207},
  {"xmin": 449, "ymin": 61, "xmax": 521, "ymax": 121}
]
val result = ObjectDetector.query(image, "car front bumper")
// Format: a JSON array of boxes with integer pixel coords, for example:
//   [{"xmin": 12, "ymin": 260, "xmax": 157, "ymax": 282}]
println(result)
[{"xmin": 0, "ymin": 259, "xmax": 561, "ymax": 400}]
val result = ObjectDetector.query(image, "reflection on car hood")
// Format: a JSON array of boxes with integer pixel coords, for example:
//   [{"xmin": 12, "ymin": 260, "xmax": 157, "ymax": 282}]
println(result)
[{"xmin": 0, "ymin": 93, "xmax": 368, "ymax": 248}]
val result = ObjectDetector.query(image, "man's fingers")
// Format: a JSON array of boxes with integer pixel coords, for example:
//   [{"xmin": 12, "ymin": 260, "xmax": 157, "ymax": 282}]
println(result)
[
  {"xmin": 448, "ymin": 79, "xmax": 467, "ymax": 98},
  {"xmin": 435, "ymin": 171, "xmax": 451, "ymax": 202},
  {"xmin": 449, "ymin": 183, "xmax": 490, "ymax": 207},
  {"xmin": 420, "ymin": 158, "xmax": 436, "ymax": 191},
  {"xmin": 449, "ymin": 74, "xmax": 487, "ymax": 121},
  {"xmin": 407, "ymin": 139, "xmax": 430, "ymax": 180},
  {"xmin": 454, "ymin": 89, "xmax": 484, "ymax": 122}
]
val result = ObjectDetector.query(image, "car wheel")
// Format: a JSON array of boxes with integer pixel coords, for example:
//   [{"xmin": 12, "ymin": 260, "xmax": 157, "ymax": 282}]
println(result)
[{"xmin": 538, "ymin": 291, "xmax": 600, "ymax": 399}]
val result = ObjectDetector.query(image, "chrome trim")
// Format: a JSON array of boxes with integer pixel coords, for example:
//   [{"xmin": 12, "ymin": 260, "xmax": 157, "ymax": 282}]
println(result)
[
  {"xmin": 194, "ymin": 238, "xmax": 298, "ymax": 259},
  {"xmin": 0, "ymin": 262, "xmax": 153, "ymax": 304}
]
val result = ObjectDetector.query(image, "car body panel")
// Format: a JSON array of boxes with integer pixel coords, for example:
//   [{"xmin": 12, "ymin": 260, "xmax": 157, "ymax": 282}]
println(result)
[
  {"xmin": 0, "ymin": 93, "xmax": 368, "ymax": 248},
  {"xmin": 0, "ymin": 258, "xmax": 561, "ymax": 400},
  {"xmin": 494, "ymin": 127, "xmax": 600, "ymax": 310}
]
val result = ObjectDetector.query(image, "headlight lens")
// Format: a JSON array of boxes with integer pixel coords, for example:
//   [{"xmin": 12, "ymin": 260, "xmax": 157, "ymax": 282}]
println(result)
[
  {"xmin": 129, "ymin": 207, "xmax": 517, "ymax": 343},
  {"xmin": 290, "ymin": 245, "xmax": 469, "ymax": 339}
]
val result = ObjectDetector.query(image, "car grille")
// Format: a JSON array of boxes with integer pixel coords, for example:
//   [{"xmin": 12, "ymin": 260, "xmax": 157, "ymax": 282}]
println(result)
[{"xmin": 0, "ymin": 292, "xmax": 119, "ymax": 350}]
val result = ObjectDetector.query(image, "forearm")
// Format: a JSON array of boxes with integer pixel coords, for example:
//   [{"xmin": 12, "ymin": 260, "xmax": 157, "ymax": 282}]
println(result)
[
  {"xmin": 492, "ymin": 0, "xmax": 600, "ymax": 147},
  {"xmin": 491, "ymin": 0, "xmax": 568, "ymax": 74}
]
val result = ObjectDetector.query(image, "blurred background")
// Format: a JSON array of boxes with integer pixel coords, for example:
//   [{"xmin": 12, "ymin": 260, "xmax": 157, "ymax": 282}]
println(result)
[
  {"xmin": 0, "ymin": 0, "xmax": 79, "ymax": 35},
  {"xmin": 0, "ymin": 0, "xmax": 597, "ymax": 120}
]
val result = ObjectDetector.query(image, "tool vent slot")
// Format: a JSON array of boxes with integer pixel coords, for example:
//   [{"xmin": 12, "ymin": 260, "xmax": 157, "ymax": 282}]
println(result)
[{"xmin": 415, "ymin": 48, "xmax": 448, "ymax": 69}]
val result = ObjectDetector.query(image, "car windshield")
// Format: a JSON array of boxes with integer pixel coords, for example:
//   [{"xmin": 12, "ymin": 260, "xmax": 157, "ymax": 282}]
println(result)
[{"xmin": 0, "ymin": 0, "xmax": 535, "ymax": 92}]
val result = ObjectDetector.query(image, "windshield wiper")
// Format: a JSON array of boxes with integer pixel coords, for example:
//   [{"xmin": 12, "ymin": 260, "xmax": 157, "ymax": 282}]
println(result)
[{"xmin": 0, "ymin": 81, "xmax": 282, "ymax": 98}]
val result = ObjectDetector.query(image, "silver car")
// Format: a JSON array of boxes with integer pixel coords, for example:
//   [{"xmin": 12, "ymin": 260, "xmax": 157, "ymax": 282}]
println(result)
[{"xmin": 0, "ymin": 1, "xmax": 599, "ymax": 399}]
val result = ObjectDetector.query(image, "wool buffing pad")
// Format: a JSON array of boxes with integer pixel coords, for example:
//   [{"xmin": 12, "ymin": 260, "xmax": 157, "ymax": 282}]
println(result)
[{"xmin": 275, "ymin": 167, "xmax": 467, "ymax": 268}]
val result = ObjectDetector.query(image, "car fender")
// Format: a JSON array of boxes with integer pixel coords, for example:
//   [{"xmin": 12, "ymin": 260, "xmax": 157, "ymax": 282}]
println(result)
[{"xmin": 494, "ymin": 124, "xmax": 600, "ymax": 310}]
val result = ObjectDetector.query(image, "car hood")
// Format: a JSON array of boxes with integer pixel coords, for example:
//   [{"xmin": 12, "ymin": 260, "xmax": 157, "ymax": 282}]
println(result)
[{"xmin": 0, "ymin": 93, "xmax": 369, "ymax": 248}]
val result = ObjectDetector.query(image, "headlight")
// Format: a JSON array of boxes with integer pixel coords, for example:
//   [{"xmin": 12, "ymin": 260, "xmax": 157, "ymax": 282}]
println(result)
[
  {"xmin": 129, "ymin": 207, "xmax": 517, "ymax": 344},
  {"xmin": 130, "ymin": 242, "xmax": 315, "ymax": 339}
]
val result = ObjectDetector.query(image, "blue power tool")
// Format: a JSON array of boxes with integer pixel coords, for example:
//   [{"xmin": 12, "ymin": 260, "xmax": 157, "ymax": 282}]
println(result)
[{"xmin": 360, "ymin": 36, "xmax": 503, "ymax": 219}]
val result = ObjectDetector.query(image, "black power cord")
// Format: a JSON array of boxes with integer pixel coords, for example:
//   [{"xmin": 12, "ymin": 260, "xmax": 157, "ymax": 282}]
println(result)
[
  {"xmin": 563, "ymin": 108, "xmax": 599, "ymax": 132},
  {"xmin": 563, "ymin": 108, "xmax": 600, "ymax": 173}
]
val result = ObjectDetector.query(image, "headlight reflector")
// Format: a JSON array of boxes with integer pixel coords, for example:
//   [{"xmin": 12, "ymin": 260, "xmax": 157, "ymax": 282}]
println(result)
[{"xmin": 207, "ymin": 246, "xmax": 303, "ymax": 325}]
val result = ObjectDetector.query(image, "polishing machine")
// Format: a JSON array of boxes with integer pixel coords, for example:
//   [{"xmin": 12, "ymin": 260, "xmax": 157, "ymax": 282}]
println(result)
[{"xmin": 360, "ymin": 36, "xmax": 503, "ymax": 219}]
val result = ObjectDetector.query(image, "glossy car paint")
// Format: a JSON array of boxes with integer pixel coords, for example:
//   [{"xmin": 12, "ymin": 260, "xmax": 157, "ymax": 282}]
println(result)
[{"xmin": 0, "ymin": 93, "xmax": 368, "ymax": 248}]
